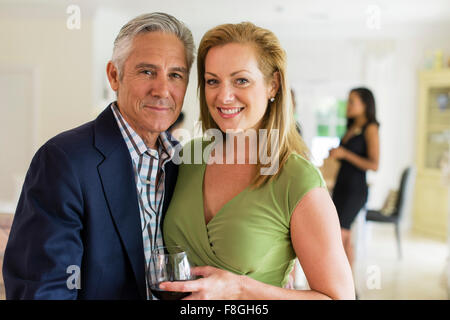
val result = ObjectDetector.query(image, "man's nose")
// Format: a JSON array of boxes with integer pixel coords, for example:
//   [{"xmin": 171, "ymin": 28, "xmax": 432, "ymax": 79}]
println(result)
[
  {"xmin": 151, "ymin": 75, "xmax": 170, "ymax": 98},
  {"xmin": 217, "ymin": 83, "xmax": 235, "ymax": 104}
]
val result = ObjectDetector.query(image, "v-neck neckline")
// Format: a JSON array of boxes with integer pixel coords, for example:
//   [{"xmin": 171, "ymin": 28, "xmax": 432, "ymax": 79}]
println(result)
[
  {"xmin": 342, "ymin": 122, "xmax": 369, "ymax": 145},
  {"xmin": 341, "ymin": 127, "xmax": 366, "ymax": 145},
  {"xmin": 199, "ymin": 145, "xmax": 250, "ymax": 229},
  {"xmin": 342, "ymin": 132, "xmax": 361, "ymax": 145}
]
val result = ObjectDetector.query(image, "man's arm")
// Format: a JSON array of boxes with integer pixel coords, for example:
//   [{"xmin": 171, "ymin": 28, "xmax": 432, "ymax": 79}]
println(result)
[{"xmin": 3, "ymin": 141, "xmax": 84, "ymax": 299}]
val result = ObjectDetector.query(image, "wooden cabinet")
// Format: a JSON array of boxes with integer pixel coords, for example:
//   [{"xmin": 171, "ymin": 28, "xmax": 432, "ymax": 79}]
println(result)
[{"xmin": 413, "ymin": 69, "xmax": 450, "ymax": 240}]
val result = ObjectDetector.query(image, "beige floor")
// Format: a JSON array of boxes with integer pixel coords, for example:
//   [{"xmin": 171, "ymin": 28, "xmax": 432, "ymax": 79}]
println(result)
[
  {"xmin": 0, "ymin": 256, "xmax": 4, "ymax": 300},
  {"xmin": 0, "ymin": 214, "xmax": 12, "ymax": 300},
  {"xmin": 353, "ymin": 223, "xmax": 449, "ymax": 300},
  {"xmin": 1, "ymin": 214, "xmax": 448, "ymax": 300}
]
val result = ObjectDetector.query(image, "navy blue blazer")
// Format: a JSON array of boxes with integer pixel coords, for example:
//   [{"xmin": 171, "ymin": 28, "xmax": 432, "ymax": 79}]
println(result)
[{"xmin": 2, "ymin": 104, "xmax": 179, "ymax": 299}]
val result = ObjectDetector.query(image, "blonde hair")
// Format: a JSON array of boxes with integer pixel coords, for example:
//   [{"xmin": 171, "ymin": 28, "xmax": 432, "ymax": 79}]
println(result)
[{"xmin": 197, "ymin": 22, "xmax": 310, "ymax": 188}]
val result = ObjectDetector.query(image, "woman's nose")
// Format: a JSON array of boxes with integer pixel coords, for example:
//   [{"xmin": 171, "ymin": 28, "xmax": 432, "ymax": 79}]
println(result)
[{"xmin": 217, "ymin": 83, "xmax": 235, "ymax": 104}]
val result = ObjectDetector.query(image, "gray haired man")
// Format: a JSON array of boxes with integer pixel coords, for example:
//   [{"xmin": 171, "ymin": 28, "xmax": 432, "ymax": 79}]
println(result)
[{"xmin": 3, "ymin": 12, "xmax": 194, "ymax": 299}]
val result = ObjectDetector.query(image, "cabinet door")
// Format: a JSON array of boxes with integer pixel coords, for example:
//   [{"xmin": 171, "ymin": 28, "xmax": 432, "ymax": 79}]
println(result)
[
  {"xmin": 424, "ymin": 86, "xmax": 450, "ymax": 170},
  {"xmin": 413, "ymin": 173, "xmax": 448, "ymax": 239},
  {"xmin": 413, "ymin": 70, "xmax": 450, "ymax": 240}
]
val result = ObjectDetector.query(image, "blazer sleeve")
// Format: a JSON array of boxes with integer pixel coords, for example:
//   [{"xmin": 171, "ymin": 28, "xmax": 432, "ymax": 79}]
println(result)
[{"xmin": 2, "ymin": 141, "xmax": 84, "ymax": 299}]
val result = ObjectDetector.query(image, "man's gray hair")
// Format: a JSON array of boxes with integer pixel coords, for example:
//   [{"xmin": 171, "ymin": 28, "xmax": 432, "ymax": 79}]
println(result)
[{"xmin": 112, "ymin": 12, "xmax": 195, "ymax": 80}]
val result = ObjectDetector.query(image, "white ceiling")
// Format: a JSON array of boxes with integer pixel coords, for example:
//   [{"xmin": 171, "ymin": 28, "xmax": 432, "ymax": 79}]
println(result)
[
  {"xmin": 1, "ymin": 0, "xmax": 450, "ymax": 25},
  {"xmin": 1, "ymin": 0, "xmax": 449, "ymax": 40}
]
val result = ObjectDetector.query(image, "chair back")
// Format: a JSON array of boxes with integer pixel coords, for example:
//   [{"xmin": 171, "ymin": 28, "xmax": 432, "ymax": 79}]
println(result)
[{"xmin": 392, "ymin": 166, "xmax": 416, "ymax": 218}]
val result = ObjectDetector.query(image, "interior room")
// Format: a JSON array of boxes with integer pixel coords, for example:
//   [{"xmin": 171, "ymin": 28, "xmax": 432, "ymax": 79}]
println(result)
[{"xmin": 1, "ymin": 0, "xmax": 449, "ymax": 300}]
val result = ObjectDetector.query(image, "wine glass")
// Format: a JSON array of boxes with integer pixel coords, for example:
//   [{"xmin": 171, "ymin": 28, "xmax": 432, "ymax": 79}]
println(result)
[{"xmin": 148, "ymin": 246, "xmax": 196, "ymax": 300}]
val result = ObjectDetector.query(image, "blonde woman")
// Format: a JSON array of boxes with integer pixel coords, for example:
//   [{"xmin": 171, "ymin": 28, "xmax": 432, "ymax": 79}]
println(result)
[{"xmin": 160, "ymin": 22, "xmax": 355, "ymax": 300}]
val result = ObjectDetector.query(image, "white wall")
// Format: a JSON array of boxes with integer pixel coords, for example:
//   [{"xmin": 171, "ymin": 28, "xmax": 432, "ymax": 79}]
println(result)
[
  {"xmin": 0, "ymin": 16, "xmax": 94, "ymax": 147},
  {"xmin": 0, "ymin": 14, "xmax": 94, "ymax": 206}
]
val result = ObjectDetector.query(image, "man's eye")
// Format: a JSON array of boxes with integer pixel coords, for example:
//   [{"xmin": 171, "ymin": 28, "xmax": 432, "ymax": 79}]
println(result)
[
  {"xmin": 170, "ymin": 73, "xmax": 183, "ymax": 79},
  {"xmin": 206, "ymin": 79, "xmax": 218, "ymax": 85},
  {"xmin": 236, "ymin": 78, "xmax": 249, "ymax": 85},
  {"xmin": 142, "ymin": 70, "xmax": 154, "ymax": 76}
]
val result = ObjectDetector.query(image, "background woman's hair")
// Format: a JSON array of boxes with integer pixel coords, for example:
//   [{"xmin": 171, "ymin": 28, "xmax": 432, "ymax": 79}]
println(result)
[
  {"xmin": 197, "ymin": 22, "xmax": 310, "ymax": 188},
  {"xmin": 347, "ymin": 87, "xmax": 380, "ymax": 129}
]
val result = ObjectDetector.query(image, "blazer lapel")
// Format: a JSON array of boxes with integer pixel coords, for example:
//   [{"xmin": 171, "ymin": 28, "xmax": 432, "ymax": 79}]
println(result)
[
  {"xmin": 160, "ymin": 132, "xmax": 180, "ymax": 226},
  {"xmin": 160, "ymin": 160, "xmax": 178, "ymax": 227},
  {"xmin": 94, "ymin": 105, "xmax": 146, "ymax": 299}
]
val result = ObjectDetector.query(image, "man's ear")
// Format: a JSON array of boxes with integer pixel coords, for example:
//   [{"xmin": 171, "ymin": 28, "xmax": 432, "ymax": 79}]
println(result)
[
  {"xmin": 106, "ymin": 61, "xmax": 120, "ymax": 92},
  {"xmin": 269, "ymin": 71, "xmax": 281, "ymax": 98}
]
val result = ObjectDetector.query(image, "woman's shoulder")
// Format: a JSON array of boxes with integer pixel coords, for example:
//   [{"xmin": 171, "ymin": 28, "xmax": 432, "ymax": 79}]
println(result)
[
  {"xmin": 276, "ymin": 153, "xmax": 326, "ymax": 196},
  {"xmin": 364, "ymin": 121, "xmax": 380, "ymax": 132},
  {"xmin": 281, "ymin": 153, "xmax": 325, "ymax": 183},
  {"xmin": 274, "ymin": 153, "xmax": 327, "ymax": 218},
  {"xmin": 363, "ymin": 122, "xmax": 379, "ymax": 139}
]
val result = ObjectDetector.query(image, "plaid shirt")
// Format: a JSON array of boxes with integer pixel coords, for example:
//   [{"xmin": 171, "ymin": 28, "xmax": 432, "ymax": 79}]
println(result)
[{"xmin": 111, "ymin": 103, "xmax": 176, "ymax": 299}]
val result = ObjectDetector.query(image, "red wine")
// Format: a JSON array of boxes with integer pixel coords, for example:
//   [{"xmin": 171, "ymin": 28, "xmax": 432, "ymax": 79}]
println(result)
[{"xmin": 150, "ymin": 284, "xmax": 191, "ymax": 300}]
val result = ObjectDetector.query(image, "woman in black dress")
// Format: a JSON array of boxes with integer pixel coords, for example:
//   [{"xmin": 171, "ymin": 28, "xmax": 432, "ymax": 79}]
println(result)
[{"xmin": 329, "ymin": 87, "xmax": 380, "ymax": 269}]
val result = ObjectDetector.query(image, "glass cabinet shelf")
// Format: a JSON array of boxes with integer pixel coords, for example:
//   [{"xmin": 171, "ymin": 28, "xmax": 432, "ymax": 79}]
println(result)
[
  {"xmin": 425, "ymin": 131, "xmax": 449, "ymax": 169},
  {"xmin": 427, "ymin": 87, "xmax": 450, "ymax": 126},
  {"xmin": 425, "ymin": 86, "xmax": 450, "ymax": 170}
]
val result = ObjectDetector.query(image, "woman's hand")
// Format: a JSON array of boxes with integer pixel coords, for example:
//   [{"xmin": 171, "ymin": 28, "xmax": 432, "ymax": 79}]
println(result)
[
  {"xmin": 158, "ymin": 266, "xmax": 244, "ymax": 300},
  {"xmin": 329, "ymin": 147, "xmax": 347, "ymax": 160}
]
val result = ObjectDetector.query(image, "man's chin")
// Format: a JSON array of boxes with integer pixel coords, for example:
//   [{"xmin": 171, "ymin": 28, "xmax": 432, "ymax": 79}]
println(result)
[
  {"xmin": 141, "ymin": 115, "xmax": 173, "ymax": 131},
  {"xmin": 143, "ymin": 123, "xmax": 171, "ymax": 135}
]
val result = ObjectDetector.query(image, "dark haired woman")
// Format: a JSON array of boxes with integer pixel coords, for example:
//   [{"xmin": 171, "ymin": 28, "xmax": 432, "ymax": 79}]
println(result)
[{"xmin": 329, "ymin": 87, "xmax": 380, "ymax": 269}]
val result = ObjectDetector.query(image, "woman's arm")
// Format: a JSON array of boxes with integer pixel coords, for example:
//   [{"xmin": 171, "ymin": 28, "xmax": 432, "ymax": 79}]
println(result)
[
  {"xmin": 159, "ymin": 187, "xmax": 355, "ymax": 300},
  {"xmin": 330, "ymin": 123, "xmax": 379, "ymax": 171},
  {"xmin": 237, "ymin": 187, "xmax": 355, "ymax": 300}
]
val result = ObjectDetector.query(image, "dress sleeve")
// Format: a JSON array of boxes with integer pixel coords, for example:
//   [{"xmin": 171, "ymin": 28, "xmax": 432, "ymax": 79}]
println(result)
[{"xmin": 284, "ymin": 154, "xmax": 327, "ymax": 221}]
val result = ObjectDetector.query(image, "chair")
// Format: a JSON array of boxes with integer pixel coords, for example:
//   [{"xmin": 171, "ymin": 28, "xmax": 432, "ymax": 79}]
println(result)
[{"xmin": 364, "ymin": 167, "xmax": 416, "ymax": 260}]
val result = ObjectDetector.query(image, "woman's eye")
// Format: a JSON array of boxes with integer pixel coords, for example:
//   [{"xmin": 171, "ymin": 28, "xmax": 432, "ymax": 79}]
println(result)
[
  {"xmin": 236, "ymin": 78, "xmax": 249, "ymax": 85},
  {"xmin": 206, "ymin": 79, "xmax": 218, "ymax": 85}
]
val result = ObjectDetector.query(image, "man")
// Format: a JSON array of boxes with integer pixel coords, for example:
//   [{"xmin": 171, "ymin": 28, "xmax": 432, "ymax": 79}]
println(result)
[{"xmin": 2, "ymin": 12, "xmax": 194, "ymax": 299}]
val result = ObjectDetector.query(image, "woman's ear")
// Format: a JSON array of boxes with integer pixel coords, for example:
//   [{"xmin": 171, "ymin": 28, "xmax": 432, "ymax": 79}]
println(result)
[{"xmin": 268, "ymin": 71, "xmax": 281, "ymax": 99}]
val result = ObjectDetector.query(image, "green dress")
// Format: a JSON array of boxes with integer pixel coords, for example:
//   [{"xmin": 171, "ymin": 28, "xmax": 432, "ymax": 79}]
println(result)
[{"xmin": 163, "ymin": 139, "xmax": 326, "ymax": 287}]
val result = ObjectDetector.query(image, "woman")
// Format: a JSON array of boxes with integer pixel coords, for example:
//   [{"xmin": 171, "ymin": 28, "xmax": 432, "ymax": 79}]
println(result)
[
  {"xmin": 329, "ymin": 88, "xmax": 380, "ymax": 269},
  {"xmin": 160, "ymin": 22, "xmax": 355, "ymax": 299}
]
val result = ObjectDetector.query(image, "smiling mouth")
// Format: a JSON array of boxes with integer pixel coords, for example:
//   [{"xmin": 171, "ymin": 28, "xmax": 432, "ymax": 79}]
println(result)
[
  {"xmin": 217, "ymin": 107, "xmax": 244, "ymax": 116},
  {"xmin": 144, "ymin": 105, "xmax": 171, "ymax": 111}
]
